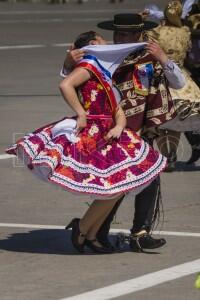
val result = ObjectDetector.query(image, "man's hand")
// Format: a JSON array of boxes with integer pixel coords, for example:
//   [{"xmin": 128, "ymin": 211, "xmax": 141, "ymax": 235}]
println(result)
[
  {"xmin": 105, "ymin": 125, "xmax": 124, "ymax": 141},
  {"xmin": 140, "ymin": 9, "xmax": 150, "ymax": 19},
  {"xmin": 64, "ymin": 45, "xmax": 86, "ymax": 69},
  {"xmin": 146, "ymin": 42, "xmax": 168, "ymax": 66}
]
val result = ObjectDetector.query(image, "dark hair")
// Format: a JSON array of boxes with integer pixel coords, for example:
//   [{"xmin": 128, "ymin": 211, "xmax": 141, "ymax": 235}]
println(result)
[{"xmin": 74, "ymin": 31, "xmax": 97, "ymax": 49}]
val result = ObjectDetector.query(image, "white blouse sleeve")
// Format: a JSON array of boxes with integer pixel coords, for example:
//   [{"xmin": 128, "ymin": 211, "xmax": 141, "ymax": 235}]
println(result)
[
  {"xmin": 147, "ymin": 9, "xmax": 164, "ymax": 20},
  {"xmin": 163, "ymin": 60, "xmax": 186, "ymax": 89},
  {"xmin": 182, "ymin": 0, "xmax": 196, "ymax": 18}
]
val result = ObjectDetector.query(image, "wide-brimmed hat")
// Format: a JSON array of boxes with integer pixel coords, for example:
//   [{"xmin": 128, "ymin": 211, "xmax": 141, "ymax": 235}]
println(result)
[
  {"xmin": 97, "ymin": 14, "xmax": 158, "ymax": 32},
  {"xmin": 164, "ymin": 1, "xmax": 183, "ymax": 27}
]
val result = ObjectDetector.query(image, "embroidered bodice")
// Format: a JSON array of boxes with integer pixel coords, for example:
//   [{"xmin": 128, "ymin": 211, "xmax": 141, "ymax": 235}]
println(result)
[{"xmin": 78, "ymin": 76, "xmax": 113, "ymax": 116}]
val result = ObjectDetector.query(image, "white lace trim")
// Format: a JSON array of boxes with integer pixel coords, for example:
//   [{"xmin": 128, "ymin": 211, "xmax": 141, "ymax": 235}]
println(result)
[{"xmin": 49, "ymin": 155, "xmax": 166, "ymax": 195}]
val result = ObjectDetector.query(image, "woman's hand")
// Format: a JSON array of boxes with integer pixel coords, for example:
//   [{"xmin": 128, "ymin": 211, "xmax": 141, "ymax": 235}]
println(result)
[
  {"xmin": 76, "ymin": 113, "xmax": 87, "ymax": 133},
  {"xmin": 105, "ymin": 125, "xmax": 124, "ymax": 141}
]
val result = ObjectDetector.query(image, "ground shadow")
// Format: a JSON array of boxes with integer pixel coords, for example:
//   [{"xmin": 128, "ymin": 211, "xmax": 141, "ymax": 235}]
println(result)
[
  {"xmin": 0, "ymin": 229, "xmax": 161, "ymax": 255},
  {"xmin": 174, "ymin": 161, "xmax": 200, "ymax": 172},
  {"xmin": 0, "ymin": 229, "xmax": 72, "ymax": 255}
]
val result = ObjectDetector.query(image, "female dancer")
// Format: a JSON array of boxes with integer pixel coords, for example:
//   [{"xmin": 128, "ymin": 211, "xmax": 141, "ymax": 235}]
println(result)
[{"xmin": 6, "ymin": 31, "xmax": 166, "ymax": 254}]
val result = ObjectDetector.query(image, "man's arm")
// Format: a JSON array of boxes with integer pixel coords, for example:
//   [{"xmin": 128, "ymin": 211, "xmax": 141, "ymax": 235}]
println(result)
[
  {"xmin": 146, "ymin": 42, "xmax": 185, "ymax": 89},
  {"xmin": 60, "ymin": 48, "xmax": 86, "ymax": 78},
  {"xmin": 162, "ymin": 60, "xmax": 186, "ymax": 89}
]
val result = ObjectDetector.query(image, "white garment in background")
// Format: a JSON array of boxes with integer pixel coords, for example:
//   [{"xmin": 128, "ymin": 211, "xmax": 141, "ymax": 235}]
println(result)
[{"xmin": 146, "ymin": 0, "xmax": 197, "ymax": 20}]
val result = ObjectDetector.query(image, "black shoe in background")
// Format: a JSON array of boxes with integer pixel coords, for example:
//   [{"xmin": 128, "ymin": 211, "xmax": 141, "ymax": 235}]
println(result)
[{"xmin": 186, "ymin": 148, "xmax": 200, "ymax": 164}]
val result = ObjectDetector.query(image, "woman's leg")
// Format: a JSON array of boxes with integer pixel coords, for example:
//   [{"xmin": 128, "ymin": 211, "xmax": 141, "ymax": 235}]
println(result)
[
  {"xmin": 86, "ymin": 199, "xmax": 120, "ymax": 242},
  {"xmin": 79, "ymin": 194, "xmax": 123, "ymax": 243}
]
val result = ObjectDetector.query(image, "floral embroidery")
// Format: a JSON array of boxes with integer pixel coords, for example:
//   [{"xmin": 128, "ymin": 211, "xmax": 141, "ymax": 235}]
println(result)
[
  {"xmin": 91, "ymin": 90, "xmax": 98, "ymax": 102},
  {"xmin": 84, "ymin": 100, "xmax": 91, "ymax": 110},
  {"xmin": 101, "ymin": 145, "xmax": 112, "ymax": 156},
  {"xmin": 100, "ymin": 178, "xmax": 111, "ymax": 188},
  {"xmin": 125, "ymin": 130, "xmax": 140, "ymax": 143},
  {"xmin": 126, "ymin": 170, "xmax": 136, "ymax": 180},
  {"xmin": 82, "ymin": 174, "xmax": 95, "ymax": 184},
  {"xmin": 97, "ymin": 83, "xmax": 103, "ymax": 90},
  {"xmin": 89, "ymin": 124, "xmax": 99, "ymax": 136}
]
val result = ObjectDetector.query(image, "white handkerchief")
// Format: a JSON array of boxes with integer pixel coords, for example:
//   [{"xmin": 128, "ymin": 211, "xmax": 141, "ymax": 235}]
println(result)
[{"xmin": 82, "ymin": 42, "xmax": 147, "ymax": 76}]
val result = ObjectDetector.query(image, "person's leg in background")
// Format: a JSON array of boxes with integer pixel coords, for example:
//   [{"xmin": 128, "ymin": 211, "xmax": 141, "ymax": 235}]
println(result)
[
  {"xmin": 156, "ymin": 129, "xmax": 181, "ymax": 172},
  {"xmin": 185, "ymin": 131, "xmax": 200, "ymax": 164}
]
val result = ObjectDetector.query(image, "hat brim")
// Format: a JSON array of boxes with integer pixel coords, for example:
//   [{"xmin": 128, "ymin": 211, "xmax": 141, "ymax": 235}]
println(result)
[{"xmin": 97, "ymin": 20, "xmax": 158, "ymax": 32}]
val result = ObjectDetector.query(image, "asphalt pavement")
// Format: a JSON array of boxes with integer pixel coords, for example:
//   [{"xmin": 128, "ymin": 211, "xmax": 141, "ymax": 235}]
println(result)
[{"xmin": 0, "ymin": 1, "xmax": 200, "ymax": 300}]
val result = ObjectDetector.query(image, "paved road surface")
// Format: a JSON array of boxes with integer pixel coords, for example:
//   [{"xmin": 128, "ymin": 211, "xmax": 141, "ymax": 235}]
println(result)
[{"xmin": 0, "ymin": 1, "xmax": 200, "ymax": 300}]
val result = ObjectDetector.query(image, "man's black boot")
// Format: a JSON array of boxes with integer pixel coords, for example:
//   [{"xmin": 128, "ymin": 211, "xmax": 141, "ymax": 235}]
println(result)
[
  {"xmin": 129, "ymin": 230, "xmax": 166, "ymax": 252},
  {"xmin": 130, "ymin": 178, "xmax": 166, "ymax": 252}
]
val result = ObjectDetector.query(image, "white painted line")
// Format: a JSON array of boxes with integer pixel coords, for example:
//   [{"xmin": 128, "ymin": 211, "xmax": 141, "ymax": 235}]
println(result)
[
  {"xmin": 0, "ymin": 9, "xmax": 135, "ymax": 15},
  {"xmin": 154, "ymin": 230, "xmax": 200, "ymax": 237},
  {"xmin": 111, "ymin": 228, "xmax": 200, "ymax": 238},
  {"xmin": 0, "ymin": 43, "xmax": 68, "ymax": 50},
  {"xmin": 0, "ymin": 223, "xmax": 63, "ymax": 230},
  {"xmin": 0, "ymin": 17, "xmax": 106, "ymax": 24},
  {"xmin": 52, "ymin": 43, "xmax": 72, "ymax": 47},
  {"xmin": 0, "ymin": 44, "xmax": 45, "ymax": 50},
  {"xmin": 0, "ymin": 19, "xmax": 64, "ymax": 24},
  {"xmin": 0, "ymin": 154, "xmax": 15, "ymax": 160},
  {"xmin": 0, "ymin": 41, "xmax": 113, "ymax": 51},
  {"xmin": 0, "ymin": 17, "xmax": 108, "ymax": 24},
  {"xmin": 0, "ymin": 223, "xmax": 200, "ymax": 238},
  {"xmin": 60, "ymin": 259, "xmax": 200, "ymax": 300}
]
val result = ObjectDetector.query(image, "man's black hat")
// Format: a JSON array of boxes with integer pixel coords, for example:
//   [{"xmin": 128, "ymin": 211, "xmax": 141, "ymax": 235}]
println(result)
[{"xmin": 97, "ymin": 14, "xmax": 158, "ymax": 32}]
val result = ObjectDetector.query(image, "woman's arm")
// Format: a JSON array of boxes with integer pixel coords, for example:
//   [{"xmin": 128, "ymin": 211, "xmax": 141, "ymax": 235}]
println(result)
[
  {"xmin": 59, "ymin": 67, "xmax": 91, "ymax": 130},
  {"xmin": 105, "ymin": 106, "xmax": 127, "ymax": 140}
]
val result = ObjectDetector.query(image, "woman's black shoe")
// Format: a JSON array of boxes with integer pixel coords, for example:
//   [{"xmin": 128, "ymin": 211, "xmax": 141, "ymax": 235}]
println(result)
[
  {"xmin": 85, "ymin": 239, "xmax": 115, "ymax": 254},
  {"xmin": 97, "ymin": 237, "xmax": 115, "ymax": 251},
  {"xmin": 65, "ymin": 218, "xmax": 85, "ymax": 253}
]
